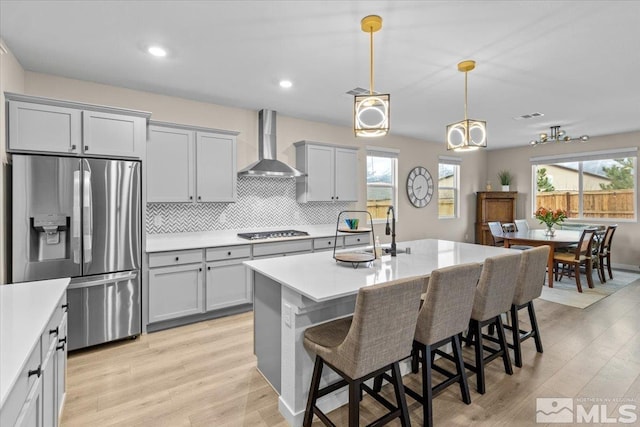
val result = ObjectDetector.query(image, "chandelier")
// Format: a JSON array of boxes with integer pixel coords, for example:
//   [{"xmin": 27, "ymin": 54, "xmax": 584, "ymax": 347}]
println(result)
[
  {"xmin": 446, "ymin": 60, "xmax": 487, "ymax": 151},
  {"xmin": 530, "ymin": 125, "xmax": 589, "ymax": 146},
  {"xmin": 354, "ymin": 15, "xmax": 390, "ymax": 138}
]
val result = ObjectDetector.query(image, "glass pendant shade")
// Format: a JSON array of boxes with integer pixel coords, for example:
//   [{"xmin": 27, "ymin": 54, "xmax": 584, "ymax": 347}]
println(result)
[
  {"xmin": 354, "ymin": 93, "xmax": 390, "ymax": 137},
  {"xmin": 446, "ymin": 60, "xmax": 487, "ymax": 151}
]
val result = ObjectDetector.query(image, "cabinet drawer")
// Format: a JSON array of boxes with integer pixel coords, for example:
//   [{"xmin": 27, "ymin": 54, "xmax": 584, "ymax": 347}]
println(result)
[
  {"xmin": 0, "ymin": 341, "xmax": 42, "ymax": 427},
  {"xmin": 149, "ymin": 249, "xmax": 203, "ymax": 268},
  {"xmin": 252, "ymin": 239, "xmax": 313, "ymax": 257},
  {"xmin": 344, "ymin": 234, "xmax": 369, "ymax": 247},
  {"xmin": 206, "ymin": 245, "xmax": 251, "ymax": 262},
  {"xmin": 313, "ymin": 237, "xmax": 343, "ymax": 251},
  {"xmin": 41, "ymin": 294, "xmax": 67, "ymax": 360}
]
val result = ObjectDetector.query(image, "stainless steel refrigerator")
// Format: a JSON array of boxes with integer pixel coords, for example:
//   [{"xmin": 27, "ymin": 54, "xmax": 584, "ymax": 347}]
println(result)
[{"xmin": 11, "ymin": 154, "xmax": 141, "ymax": 351}]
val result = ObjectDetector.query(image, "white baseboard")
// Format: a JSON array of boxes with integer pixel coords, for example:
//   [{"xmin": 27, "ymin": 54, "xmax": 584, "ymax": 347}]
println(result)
[{"xmin": 612, "ymin": 263, "xmax": 640, "ymax": 272}]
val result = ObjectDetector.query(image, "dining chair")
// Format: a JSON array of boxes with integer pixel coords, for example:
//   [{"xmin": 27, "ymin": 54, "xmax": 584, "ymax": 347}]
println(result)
[
  {"xmin": 501, "ymin": 223, "xmax": 517, "ymax": 233},
  {"xmin": 464, "ymin": 252, "xmax": 521, "ymax": 394},
  {"xmin": 514, "ymin": 219, "xmax": 529, "ymax": 232},
  {"xmin": 493, "ymin": 221, "xmax": 531, "ymax": 250},
  {"xmin": 302, "ymin": 276, "xmax": 423, "ymax": 427},
  {"xmin": 553, "ymin": 228, "xmax": 597, "ymax": 293},
  {"xmin": 597, "ymin": 225, "xmax": 617, "ymax": 283},
  {"xmin": 505, "ymin": 246, "xmax": 549, "ymax": 368},
  {"xmin": 487, "ymin": 221, "xmax": 504, "ymax": 246},
  {"xmin": 402, "ymin": 263, "xmax": 482, "ymax": 427}
]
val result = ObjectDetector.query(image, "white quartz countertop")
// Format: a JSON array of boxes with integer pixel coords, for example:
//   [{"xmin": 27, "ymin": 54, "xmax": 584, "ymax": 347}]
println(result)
[
  {"xmin": 146, "ymin": 224, "xmax": 355, "ymax": 253},
  {"xmin": 244, "ymin": 239, "xmax": 517, "ymax": 302},
  {"xmin": 0, "ymin": 278, "xmax": 70, "ymax": 407}
]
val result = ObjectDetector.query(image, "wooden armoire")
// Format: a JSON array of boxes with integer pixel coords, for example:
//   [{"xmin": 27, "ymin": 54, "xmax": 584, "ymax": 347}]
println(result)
[{"xmin": 475, "ymin": 191, "xmax": 517, "ymax": 245}]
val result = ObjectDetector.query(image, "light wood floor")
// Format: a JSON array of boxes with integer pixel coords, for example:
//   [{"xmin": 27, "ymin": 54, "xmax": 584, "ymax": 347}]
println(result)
[{"xmin": 61, "ymin": 278, "xmax": 640, "ymax": 426}]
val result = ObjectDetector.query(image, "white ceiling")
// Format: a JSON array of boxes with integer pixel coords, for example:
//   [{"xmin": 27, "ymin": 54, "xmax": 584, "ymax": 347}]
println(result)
[{"xmin": 1, "ymin": 1, "xmax": 639, "ymax": 150}]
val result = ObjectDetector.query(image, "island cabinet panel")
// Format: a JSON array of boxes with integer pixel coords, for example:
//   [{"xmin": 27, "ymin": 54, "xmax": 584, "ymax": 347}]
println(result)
[
  {"xmin": 294, "ymin": 141, "xmax": 358, "ymax": 203},
  {"xmin": 146, "ymin": 122, "xmax": 238, "ymax": 203},
  {"xmin": 2, "ymin": 291, "xmax": 68, "ymax": 427},
  {"xmin": 148, "ymin": 263, "xmax": 205, "ymax": 323},
  {"xmin": 7, "ymin": 94, "xmax": 149, "ymax": 159},
  {"xmin": 475, "ymin": 191, "xmax": 518, "ymax": 245}
]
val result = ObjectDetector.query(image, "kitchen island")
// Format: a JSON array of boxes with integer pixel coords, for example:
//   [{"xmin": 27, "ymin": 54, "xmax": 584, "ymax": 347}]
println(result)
[
  {"xmin": 245, "ymin": 239, "xmax": 516, "ymax": 427},
  {"xmin": 0, "ymin": 278, "xmax": 69, "ymax": 426}
]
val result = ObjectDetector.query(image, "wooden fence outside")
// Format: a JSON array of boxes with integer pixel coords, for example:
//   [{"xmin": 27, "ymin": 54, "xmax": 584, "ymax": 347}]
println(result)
[{"xmin": 536, "ymin": 189, "xmax": 635, "ymax": 219}]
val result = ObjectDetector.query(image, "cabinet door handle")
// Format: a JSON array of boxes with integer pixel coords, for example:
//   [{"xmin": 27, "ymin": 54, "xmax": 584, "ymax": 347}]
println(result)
[
  {"xmin": 57, "ymin": 338, "xmax": 66, "ymax": 351},
  {"xmin": 61, "ymin": 303, "xmax": 69, "ymax": 312},
  {"xmin": 189, "ymin": 196, "xmax": 193, "ymax": 200},
  {"xmin": 84, "ymin": 145, "xmax": 89, "ymax": 151},
  {"xmin": 28, "ymin": 366, "xmax": 41, "ymax": 378},
  {"xmin": 49, "ymin": 327, "xmax": 59, "ymax": 336},
  {"xmin": 175, "ymin": 257, "xmax": 179, "ymax": 262},
  {"xmin": 327, "ymin": 241, "xmax": 331, "ymax": 245},
  {"xmin": 199, "ymin": 267, "xmax": 202, "ymax": 272},
  {"xmin": 207, "ymin": 266, "xmax": 211, "ymax": 271},
  {"xmin": 227, "ymin": 251, "xmax": 231, "ymax": 256},
  {"xmin": 70, "ymin": 144, "xmax": 76, "ymax": 151},
  {"xmin": 336, "ymin": 196, "xmax": 339, "ymax": 200},
  {"xmin": 331, "ymin": 196, "xmax": 334, "ymax": 200},
  {"xmin": 198, "ymin": 196, "xmax": 202, "ymax": 200}
]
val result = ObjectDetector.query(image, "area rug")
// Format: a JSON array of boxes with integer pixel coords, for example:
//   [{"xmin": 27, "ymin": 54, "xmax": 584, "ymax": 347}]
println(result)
[{"xmin": 538, "ymin": 269, "xmax": 640, "ymax": 309}]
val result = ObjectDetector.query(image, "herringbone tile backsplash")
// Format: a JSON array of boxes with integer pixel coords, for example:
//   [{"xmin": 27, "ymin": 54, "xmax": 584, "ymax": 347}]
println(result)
[{"xmin": 146, "ymin": 176, "xmax": 352, "ymax": 233}]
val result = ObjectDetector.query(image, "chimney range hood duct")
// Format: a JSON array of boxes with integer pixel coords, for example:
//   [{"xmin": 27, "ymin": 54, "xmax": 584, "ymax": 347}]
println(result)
[{"xmin": 238, "ymin": 109, "xmax": 305, "ymax": 178}]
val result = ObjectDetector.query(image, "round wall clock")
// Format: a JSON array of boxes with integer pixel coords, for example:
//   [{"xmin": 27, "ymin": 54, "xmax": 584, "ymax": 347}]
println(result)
[{"xmin": 407, "ymin": 166, "xmax": 434, "ymax": 208}]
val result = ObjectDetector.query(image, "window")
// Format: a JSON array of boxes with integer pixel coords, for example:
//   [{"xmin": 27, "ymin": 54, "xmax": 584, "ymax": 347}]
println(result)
[
  {"xmin": 438, "ymin": 157, "xmax": 460, "ymax": 218},
  {"xmin": 366, "ymin": 148, "xmax": 398, "ymax": 220},
  {"xmin": 531, "ymin": 148, "xmax": 637, "ymax": 220}
]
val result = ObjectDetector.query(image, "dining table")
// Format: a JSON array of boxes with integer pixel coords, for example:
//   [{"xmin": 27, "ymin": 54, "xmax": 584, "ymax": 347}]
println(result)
[{"xmin": 500, "ymin": 229, "xmax": 585, "ymax": 287}]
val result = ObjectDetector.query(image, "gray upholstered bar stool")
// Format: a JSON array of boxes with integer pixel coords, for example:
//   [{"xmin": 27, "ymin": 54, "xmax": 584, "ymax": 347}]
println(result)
[
  {"xmin": 302, "ymin": 277, "xmax": 424, "ymax": 427},
  {"xmin": 464, "ymin": 252, "xmax": 521, "ymax": 394},
  {"xmin": 405, "ymin": 263, "xmax": 483, "ymax": 427},
  {"xmin": 506, "ymin": 246, "xmax": 549, "ymax": 368}
]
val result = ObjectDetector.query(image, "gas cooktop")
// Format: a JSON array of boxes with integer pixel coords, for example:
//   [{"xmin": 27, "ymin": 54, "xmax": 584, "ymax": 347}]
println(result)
[{"xmin": 237, "ymin": 229, "xmax": 310, "ymax": 240}]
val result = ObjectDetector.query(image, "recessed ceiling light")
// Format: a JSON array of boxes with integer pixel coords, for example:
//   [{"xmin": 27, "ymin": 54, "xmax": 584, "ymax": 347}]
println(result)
[
  {"xmin": 147, "ymin": 46, "xmax": 167, "ymax": 57},
  {"xmin": 279, "ymin": 80, "xmax": 293, "ymax": 89}
]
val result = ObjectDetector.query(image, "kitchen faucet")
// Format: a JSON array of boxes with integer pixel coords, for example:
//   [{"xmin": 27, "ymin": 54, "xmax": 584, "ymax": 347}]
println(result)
[{"xmin": 385, "ymin": 206, "xmax": 397, "ymax": 257}]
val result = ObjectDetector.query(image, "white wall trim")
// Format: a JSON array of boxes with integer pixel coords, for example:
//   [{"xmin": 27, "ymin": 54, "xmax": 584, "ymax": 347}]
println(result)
[{"xmin": 530, "ymin": 147, "xmax": 638, "ymax": 164}]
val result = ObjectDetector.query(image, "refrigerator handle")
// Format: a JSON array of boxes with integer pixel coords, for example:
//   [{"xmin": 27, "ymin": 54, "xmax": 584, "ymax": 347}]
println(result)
[
  {"xmin": 83, "ymin": 167, "xmax": 93, "ymax": 264},
  {"xmin": 72, "ymin": 170, "xmax": 81, "ymax": 264}
]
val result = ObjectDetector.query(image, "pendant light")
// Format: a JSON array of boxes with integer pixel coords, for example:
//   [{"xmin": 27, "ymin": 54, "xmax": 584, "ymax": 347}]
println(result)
[
  {"xmin": 446, "ymin": 60, "xmax": 487, "ymax": 151},
  {"xmin": 354, "ymin": 15, "xmax": 390, "ymax": 138}
]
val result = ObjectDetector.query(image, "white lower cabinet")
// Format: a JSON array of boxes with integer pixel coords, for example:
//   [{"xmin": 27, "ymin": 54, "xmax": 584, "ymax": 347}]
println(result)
[
  {"xmin": 206, "ymin": 261, "xmax": 251, "ymax": 311},
  {"xmin": 148, "ymin": 262, "xmax": 205, "ymax": 323},
  {"xmin": 148, "ymin": 246, "xmax": 253, "ymax": 325}
]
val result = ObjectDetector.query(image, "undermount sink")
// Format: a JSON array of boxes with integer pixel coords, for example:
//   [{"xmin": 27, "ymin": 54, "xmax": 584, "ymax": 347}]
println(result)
[{"xmin": 363, "ymin": 245, "xmax": 407, "ymax": 255}]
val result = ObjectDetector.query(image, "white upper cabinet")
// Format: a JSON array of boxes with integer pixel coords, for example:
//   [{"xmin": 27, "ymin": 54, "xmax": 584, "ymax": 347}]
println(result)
[
  {"xmin": 196, "ymin": 132, "xmax": 237, "ymax": 202},
  {"xmin": 82, "ymin": 111, "xmax": 146, "ymax": 158},
  {"xmin": 9, "ymin": 101, "xmax": 82, "ymax": 154},
  {"xmin": 294, "ymin": 141, "xmax": 358, "ymax": 203},
  {"xmin": 147, "ymin": 122, "xmax": 238, "ymax": 203},
  {"xmin": 6, "ymin": 93, "xmax": 150, "ymax": 159},
  {"xmin": 147, "ymin": 126, "xmax": 194, "ymax": 202}
]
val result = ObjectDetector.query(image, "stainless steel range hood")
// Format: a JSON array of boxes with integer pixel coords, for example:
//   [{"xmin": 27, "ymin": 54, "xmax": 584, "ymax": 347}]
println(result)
[{"xmin": 238, "ymin": 109, "xmax": 305, "ymax": 178}]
